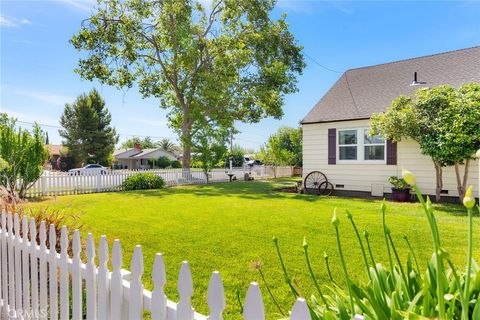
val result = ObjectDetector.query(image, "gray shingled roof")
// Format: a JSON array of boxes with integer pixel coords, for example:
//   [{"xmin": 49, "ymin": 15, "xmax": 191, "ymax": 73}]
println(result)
[{"xmin": 302, "ymin": 47, "xmax": 480, "ymax": 124}]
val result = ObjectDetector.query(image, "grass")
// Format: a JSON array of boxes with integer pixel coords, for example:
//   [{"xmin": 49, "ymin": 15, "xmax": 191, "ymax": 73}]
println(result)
[{"xmin": 26, "ymin": 178, "xmax": 480, "ymax": 319}]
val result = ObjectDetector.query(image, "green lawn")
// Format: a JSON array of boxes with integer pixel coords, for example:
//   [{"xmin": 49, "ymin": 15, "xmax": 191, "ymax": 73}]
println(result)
[{"xmin": 27, "ymin": 179, "xmax": 480, "ymax": 319}]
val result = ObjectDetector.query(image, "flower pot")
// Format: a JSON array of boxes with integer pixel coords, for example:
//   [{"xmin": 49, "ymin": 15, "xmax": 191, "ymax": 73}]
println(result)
[{"xmin": 391, "ymin": 188, "xmax": 411, "ymax": 202}]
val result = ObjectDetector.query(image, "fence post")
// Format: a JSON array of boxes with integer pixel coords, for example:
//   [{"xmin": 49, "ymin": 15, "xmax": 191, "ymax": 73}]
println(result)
[
  {"xmin": 243, "ymin": 282, "xmax": 264, "ymax": 320},
  {"xmin": 97, "ymin": 172, "xmax": 102, "ymax": 192},
  {"xmin": 177, "ymin": 261, "xmax": 194, "ymax": 320},
  {"xmin": 41, "ymin": 175, "xmax": 46, "ymax": 196}
]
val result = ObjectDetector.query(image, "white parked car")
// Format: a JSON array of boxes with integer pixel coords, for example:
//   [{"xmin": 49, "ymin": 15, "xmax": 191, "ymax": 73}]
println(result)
[{"xmin": 68, "ymin": 164, "xmax": 109, "ymax": 175}]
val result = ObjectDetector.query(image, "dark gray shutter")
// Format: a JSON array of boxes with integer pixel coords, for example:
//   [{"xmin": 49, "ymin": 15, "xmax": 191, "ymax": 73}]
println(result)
[
  {"xmin": 328, "ymin": 128, "xmax": 336, "ymax": 165},
  {"xmin": 386, "ymin": 140, "xmax": 397, "ymax": 165}
]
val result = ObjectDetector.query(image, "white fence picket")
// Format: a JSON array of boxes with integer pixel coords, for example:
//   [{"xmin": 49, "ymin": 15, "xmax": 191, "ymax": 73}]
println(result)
[
  {"xmin": 59, "ymin": 226, "xmax": 69, "ymax": 320},
  {"xmin": 177, "ymin": 261, "xmax": 194, "ymax": 320},
  {"xmin": 0, "ymin": 211, "xmax": 323, "ymax": 320},
  {"xmin": 49, "ymin": 224, "xmax": 59, "ymax": 320},
  {"xmin": 151, "ymin": 254, "xmax": 167, "ymax": 320},
  {"xmin": 243, "ymin": 282, "xmax": 265, "ymax": 320}
]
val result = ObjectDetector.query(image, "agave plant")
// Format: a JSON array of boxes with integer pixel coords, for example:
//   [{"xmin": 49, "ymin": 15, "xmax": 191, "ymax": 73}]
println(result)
[{"xmin": 261, "ymin": 169, "xmax": 479, "ymax": 320}]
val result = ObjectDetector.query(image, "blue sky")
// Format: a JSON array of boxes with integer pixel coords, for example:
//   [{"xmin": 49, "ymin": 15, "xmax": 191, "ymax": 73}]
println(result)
[{"xmin": 1, "ymin": 0, "xmax": 479, "ymax": 150}]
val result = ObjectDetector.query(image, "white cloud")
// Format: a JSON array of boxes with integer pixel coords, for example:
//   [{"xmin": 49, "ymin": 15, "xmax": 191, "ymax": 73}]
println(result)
[
  {"xmin": 0, "ymin": 108, "xmax": 59, "ymax": 126},
  {"xmin": 0, "ymin": 15, "xmax": 31, "ymax": 28},
  {"xmin": 6, "ymin": 86, "xmax": 73, "ymax": 107},
  {"xmin": 57, "ymin": 0, "xmax": 95, "ymax": 11}
]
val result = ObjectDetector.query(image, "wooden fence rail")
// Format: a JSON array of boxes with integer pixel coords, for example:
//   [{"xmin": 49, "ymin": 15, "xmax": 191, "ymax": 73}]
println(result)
[
  {"xmin": 25, "ymin": 166, "xmax": 295, "ymax": 198},
  {"xmin": 0, "ymin": 211, "xmax": 315, "ymax": 320}
]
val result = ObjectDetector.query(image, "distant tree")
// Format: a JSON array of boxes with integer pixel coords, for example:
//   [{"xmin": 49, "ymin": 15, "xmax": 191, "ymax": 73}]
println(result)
[
  {"xmin": 59, "ymin": 89, "xmax": 118, "ymax": 166},
  {"xmin": 371, "ymin": 84, "xmax": 480, "ymax": 201},
  {"xmin": 0, "ymin": 114, "xmax": 49, "ymax": 197},
  {"xmin": 191, "ymin": 125, "xmax": 228, "ymax": 183},
  {"xmin": 121, "ymin": 136, "xmax": 156, "ymax": 149},
  {"xmin": 158, "ymin": 138, "xmax": 176, "ymax": 153},
  {"xmin": 224, "ymin": 144, "xmax": 248, "ymax": 168},
  {"xmin": 259, "ymin": 126, "xmax": 302, "ymax": 176},
  {"xmin": 149, "ymin": 156, "xmax": 173, "ymax": 169},
  {"xmin": 71, "ymin": 0, "xmax": 305, "ymax": 170}
]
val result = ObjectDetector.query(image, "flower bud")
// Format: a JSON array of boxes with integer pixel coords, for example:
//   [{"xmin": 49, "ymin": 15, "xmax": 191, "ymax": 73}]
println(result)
[
  {"xmin": 323, "ymin": 251, "xmax": 328, "ymax": 260},
  {"xmin": 331, "ymin": 208, "xmax": 339, "ymax": 228},
  {"xmin": 402, "ymin": 169, "xmax": 416, "ymax": 186},
  {"xmin": 363, "ymin": 230, "xmax": 369, "ymax": 239},
  {"xmin": 380, "ymin": 200, "xmax": 386, "ymax": 212},
  {"xmin": 302, "ymin": 237, "xmax": 308, "ymax": 249},
  {"xmin": 463, "ymin": 185, "xmax": 475, "ymax": 209},
  {"xmin": 384, "ymin": 226, "xmax": 391, "ymax": 235},
  {"xmin": 272, "ymin": 236, "xmax": 278, "ymax": 243},
  {"xmin": 426, "ymin": 196, "xmax": 434, "ymax": 212}
]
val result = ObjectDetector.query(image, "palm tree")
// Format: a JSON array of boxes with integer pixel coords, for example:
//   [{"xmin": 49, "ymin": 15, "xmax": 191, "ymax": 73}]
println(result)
[{"xmin": 158, "ymin": 138, "xmax": 176, "ymax": 153}]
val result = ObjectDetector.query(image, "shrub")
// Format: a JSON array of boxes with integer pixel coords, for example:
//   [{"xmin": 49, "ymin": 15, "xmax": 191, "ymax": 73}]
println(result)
[
  {"xmin": 122, "ymin": 173, "xmax": 165, "ymax": 191},
  {"xmin": 170, "ymin": 160, "xmax": 181, "ymax": 168},
  {"xmin": 261, "ymin": 169, "xmax": 479, "ymax": 320},
  {"xmin": 387, "ymin": 176, "xmax": 410, "ymax": 190}
]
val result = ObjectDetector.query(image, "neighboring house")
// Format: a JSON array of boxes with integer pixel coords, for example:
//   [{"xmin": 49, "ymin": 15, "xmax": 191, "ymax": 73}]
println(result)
[
  {"xmin": 45, "ymin": 144, "xmax": 63, "ymax": 170},
  {"xmin": 113, "ymin": 143, "xmax": 177, "ymax": 169},
  {"xmin": 302, "ymin": 47, "xmax": 480, "ymax": 200}
]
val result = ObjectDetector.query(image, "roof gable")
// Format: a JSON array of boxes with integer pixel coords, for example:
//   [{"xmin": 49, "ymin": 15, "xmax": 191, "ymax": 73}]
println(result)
[{"xmin": 302, "ymin": 46, "xmax": 480, "ymax": 124}]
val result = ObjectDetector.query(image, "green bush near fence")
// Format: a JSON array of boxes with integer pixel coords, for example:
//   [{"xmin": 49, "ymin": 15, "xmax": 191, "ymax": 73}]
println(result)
[{"xmin": 122, "ymin": 173, "xmax": 165, "ymax": 191}]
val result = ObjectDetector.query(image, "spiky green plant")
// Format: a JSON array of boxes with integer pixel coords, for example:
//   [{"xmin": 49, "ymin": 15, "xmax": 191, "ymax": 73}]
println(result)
[{"xmin": 267, "ymin": 169, "xmax": 480, "ymax": 320}]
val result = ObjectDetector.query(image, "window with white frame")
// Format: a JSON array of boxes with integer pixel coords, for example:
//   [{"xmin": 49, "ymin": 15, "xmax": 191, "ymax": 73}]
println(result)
[{"xmin": 338, "ymin": 128, "xmax": 385, "ymax": 163}]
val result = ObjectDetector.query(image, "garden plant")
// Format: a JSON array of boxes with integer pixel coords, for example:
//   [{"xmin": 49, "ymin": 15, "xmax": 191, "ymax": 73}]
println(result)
[
  {"xmin": 266, "ymin": 169, "xmax": 479, "ymax": 319},
  {"xmin": 122, "ymin": 173, "xmax": 166, "ymax": 191}
]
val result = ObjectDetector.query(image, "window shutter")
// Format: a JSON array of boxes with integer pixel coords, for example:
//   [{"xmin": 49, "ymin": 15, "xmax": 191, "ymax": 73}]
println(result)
[
  {"xmin": 328, "ymin": 128, "xmax": 336, "ymax": 165},
  {"xmin": 386, "ymin": 140, "xmax": 397, "ymax": 165}
]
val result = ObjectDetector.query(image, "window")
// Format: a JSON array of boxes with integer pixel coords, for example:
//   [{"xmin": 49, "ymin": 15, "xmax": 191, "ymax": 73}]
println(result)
[
  {"xmin": 338, "ymin": 130, "xmax": 357, "ymax": 160},
  {"xmin": 338, "ymin": 128, "xmax": 385, "ymax": 163}
]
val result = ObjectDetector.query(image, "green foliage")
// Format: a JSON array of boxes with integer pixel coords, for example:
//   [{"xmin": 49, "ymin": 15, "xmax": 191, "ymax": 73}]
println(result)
[
  {"xmin": 121, "ymin": 136, "xmax": 157, "ymax": 149},
  {"xmin": 0, "ymin": 114, "xmax": 49, "ymax": 197},
  {"xmin": 370, "ymin": 83, "xmax": 480, "ymax": 201},
  {"xmin": 149, "ymin": 156, "xmax": 173, "ymax": 169},
  {"xmin": 170, "ymin": 160, "xmax": 182, "ymax": 168},
  {"xmin": 122, "ymin": 173, "xmax": 165, "ymax": 191},
  {"xmin": 59, "ymin": 89, "xmax": 118, "ymax": 166},
  {"xmin": 387, "ymin": 176, "xmax": 410, "ymax": 190},
  {"xmin": 224, "ymin": 144, "xmax": 249, "ymax": 167},
  {"xmin": 259, "ymin": 126, "xmax": 302, "ymax": 168},
  {"xmin": 192, "ymin": 125, "xmax": 228, "ymax": 182},
  {"xmin": 71, "ymin": 0, "xmax": 305, "ymax": 168},
  {"xmin": 269, "ymin": 173, "xmax": 479, "ymax": 320},
  {"xmin": 158, "ymin": 138, "xmax": 176, "ymax": 153}
]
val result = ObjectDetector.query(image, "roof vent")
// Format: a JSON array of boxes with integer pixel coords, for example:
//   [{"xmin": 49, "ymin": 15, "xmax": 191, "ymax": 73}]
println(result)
[{"xmin": 410, "ymin": 72, "xmax": 427, "ymax": 86}]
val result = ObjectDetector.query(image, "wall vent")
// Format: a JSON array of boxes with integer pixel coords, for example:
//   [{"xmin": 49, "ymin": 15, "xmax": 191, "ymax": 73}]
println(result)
[
  {"xmin": 336, "ymin": 184, "xmax": 345, "ymax": 188},
  {"xmin": 440, "ymin": 190, "xmax": 449, "ymax": 194}
]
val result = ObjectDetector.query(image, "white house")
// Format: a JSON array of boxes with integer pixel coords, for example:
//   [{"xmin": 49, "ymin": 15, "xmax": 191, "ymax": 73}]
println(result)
[
  {"xmin": 302, "ymin": 47, "xmax": 480, "ymax": 201},
  {"xmin": 113, "ymin": 144, "xmax": 178, "ymax": 169}
]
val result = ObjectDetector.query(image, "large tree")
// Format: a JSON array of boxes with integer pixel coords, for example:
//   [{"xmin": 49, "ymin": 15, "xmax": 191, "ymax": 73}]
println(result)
[
  {"xmin": 259, "ymin": 126, "xmax": 302, "ymax": 177},
  {"xmin": 371, "ymin": 84, "xmax": 480, "ymax": 201},
  {"xmin": 71, "ymin": 0, "xmax": 305, "ymax": 170},
  {"xmin": 59, "ymin": 89, "xmax": 118, "ymax": 166},
  {"xmin": 0, "ymin": 114, "xmax": 49, "ymax": 198}
]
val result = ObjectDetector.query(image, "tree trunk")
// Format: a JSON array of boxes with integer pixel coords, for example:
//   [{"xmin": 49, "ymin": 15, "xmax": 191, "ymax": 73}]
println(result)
[
  {"xmin": 454, "ymin": 160, "xmax": 470, "ymax": 201},
  {"xmin": 434, "ymin": 161, "xmax": 443, "ymax": 202}
]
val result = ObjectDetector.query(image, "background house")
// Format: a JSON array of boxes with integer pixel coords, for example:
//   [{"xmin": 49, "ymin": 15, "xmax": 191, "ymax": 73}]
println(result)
[
  {"xmin": 113, "ymin": 143, "xmax": 177, "ymax": 169},
  {"xmin": 302, "ymin": 47, "xmax": 480, "ymax": 200}
]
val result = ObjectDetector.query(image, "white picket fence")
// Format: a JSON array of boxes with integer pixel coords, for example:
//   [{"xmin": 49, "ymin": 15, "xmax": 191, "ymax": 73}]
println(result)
[
  {"xmin": 25, "ymin": 166, "xmax": 295, "ymax": 198},
  {"xmin": 0, "ymin": 211, "xmax": 312, "ymax": 319}
]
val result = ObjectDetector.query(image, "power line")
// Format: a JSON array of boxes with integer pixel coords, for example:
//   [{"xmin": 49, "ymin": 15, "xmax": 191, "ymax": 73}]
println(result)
[
  {"xmin": 303, "ymin": 52, "xmax": 343, "ymax": 74},
  {"xmin": 14, "ymin": 120, "xmax": 178, "ymax": 140}
]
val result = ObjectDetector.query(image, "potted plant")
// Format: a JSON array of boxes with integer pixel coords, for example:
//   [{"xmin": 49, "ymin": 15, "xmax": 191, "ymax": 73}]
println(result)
[{"xmin": 388, "ymin": 176, "xmax": 411, "ymax": 202}]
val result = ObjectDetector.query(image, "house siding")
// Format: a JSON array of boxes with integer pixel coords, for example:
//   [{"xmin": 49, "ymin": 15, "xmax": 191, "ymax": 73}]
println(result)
[{"xmin": 303, "ymin": 119, "xmax": 479, "ymax": 198}]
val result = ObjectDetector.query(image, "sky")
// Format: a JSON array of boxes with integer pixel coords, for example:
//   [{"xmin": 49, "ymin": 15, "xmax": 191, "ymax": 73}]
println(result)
[{"xmin": 1, "ymin": 0, "xmax": 479, "ymax": 150}]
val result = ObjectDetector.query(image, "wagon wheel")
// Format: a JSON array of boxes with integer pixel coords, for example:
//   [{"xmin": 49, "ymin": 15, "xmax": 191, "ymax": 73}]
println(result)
[
  {"xmin": 319, "ymin": 181, "xmax": 334, "ymax": 196},
  {"xmin": 304, "ymin": 171, "xmax": 328, "ymax": 195}
]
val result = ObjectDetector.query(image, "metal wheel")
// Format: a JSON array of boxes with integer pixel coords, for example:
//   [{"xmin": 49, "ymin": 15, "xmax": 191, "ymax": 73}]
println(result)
[
  {"xmin": 304, "ymin": 171, "xmax": 328, "ymax": 195},
  {"xmin": 319, "ymin": 181, "xmax": 334, "ymax": 196}
]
